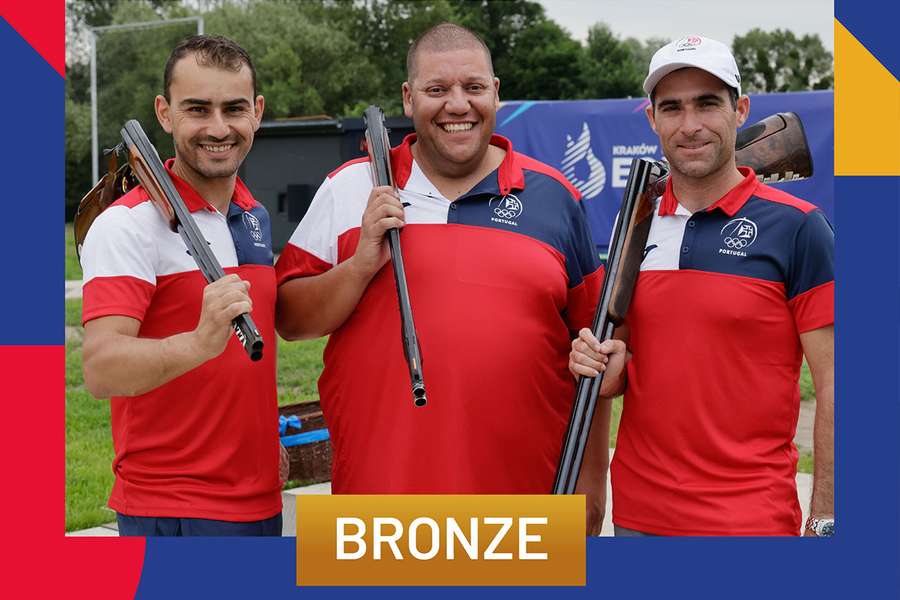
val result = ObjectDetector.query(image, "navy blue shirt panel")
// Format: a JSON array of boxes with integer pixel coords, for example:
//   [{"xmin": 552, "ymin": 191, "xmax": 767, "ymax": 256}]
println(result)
[
  {"xmin": 227, "ymin": 202, "xmax": 274, "ymax": 267},
  {"xmin": 454, "ymin": 169, "xmax": 599, "ymax": 288},
  {"xmin": 679, "ymin": 195, "xmax": 825, "ymax": 293},
  {"xmin": 787, "ymin": 208, "xmax": 834, "ymax": 300}
]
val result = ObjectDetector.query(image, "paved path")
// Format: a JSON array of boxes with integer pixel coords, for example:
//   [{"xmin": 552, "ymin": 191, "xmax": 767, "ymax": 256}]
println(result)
[
  {"xmin": 795, "ymin": 399, "xmax": 816, "ymax": 451},
  {"xmin": 65, "ymin": 280, "xmax": 82, "ymax": 300}
]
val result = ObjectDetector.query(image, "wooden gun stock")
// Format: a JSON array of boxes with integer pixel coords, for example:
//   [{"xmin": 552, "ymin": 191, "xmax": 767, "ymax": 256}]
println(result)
[{"xmin": 73, "ymin": 151, "xmax": 137, "ymax": 260}]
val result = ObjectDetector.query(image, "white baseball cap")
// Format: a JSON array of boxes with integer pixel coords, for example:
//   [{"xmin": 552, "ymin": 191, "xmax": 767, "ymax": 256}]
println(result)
[{"xmin": 643, "ymin": 35, "xmax": 741, "ymax": 96}]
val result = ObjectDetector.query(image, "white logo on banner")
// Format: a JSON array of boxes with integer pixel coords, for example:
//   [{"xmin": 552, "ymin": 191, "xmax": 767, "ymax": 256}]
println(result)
[{"xmin": 561, "ymin": 122, "xmax": 606, "ymax": 199}]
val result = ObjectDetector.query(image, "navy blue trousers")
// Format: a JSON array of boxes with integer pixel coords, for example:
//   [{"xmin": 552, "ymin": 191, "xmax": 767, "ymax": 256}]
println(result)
[{"xmin": 117, "ymin": 512, "xmax": 282, "ymax": 537}]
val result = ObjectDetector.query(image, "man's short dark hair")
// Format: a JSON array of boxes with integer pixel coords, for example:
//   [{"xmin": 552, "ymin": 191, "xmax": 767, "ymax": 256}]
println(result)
[
  {"xmin": 650, "ymin": 80, "xmax": 739, "ymax": 111},
  {"xmin": 406, "ymin": 22, "xmax": 493, "ymax": 83},
  {"xmin": 163, "ymin": 34, "xmax": 257, "ymax": 101}
]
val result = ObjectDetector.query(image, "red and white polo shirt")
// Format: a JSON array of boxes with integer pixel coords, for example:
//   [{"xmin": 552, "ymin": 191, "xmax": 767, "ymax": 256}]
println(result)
[
  {"xmin": 81, "ymin": 161, "xmax": 281, "ymax": 521},
  {"xmin": 276, "ymin": 134, "xmax": 603, "ymax": 493},
  {"xmin": 612, "ymin": 168, "xmax": 834, "ymax": 535}
]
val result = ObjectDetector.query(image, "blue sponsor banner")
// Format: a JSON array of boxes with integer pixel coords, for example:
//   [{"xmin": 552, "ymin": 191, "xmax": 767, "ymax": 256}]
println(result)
[{"xmin": 497, "ymin": 91, "xmax": 833, "ymax": 255}]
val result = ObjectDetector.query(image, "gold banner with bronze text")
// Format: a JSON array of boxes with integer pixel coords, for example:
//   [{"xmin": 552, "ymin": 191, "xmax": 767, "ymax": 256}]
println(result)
[{"xmin": 296, "ymin": 495, "xmax": 585, "ymax": 586}]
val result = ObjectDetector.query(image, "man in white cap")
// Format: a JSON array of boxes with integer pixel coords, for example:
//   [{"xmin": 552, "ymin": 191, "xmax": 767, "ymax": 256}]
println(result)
[{"xmin": 569, "ymin": 36, "xmax": 834, "ymax": 536}]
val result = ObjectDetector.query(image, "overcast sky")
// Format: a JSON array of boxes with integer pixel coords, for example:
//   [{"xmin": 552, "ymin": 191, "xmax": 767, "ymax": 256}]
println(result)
[{"xmin": 537, "ymin": 0, "xmax": 834, "ymax": 51}]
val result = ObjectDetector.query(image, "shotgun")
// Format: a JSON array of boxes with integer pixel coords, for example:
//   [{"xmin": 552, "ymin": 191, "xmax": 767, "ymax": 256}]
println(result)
[
  {"xmin": 119, "ymin": 119, "xmax": 264, "ymax": 362},
  {"xmin": 363, "ymin": 106, "xmax": 428, "ymax": 407}
]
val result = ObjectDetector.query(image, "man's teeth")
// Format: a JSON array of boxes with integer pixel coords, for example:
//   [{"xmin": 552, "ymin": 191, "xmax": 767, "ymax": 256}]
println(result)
[
  {"xmin": 441, "ymin": 123, "xmax": 473, "ymax": 133},
  {"xmin": 202, "ymin": 144, "xmax": 233, "ymax": 153}
]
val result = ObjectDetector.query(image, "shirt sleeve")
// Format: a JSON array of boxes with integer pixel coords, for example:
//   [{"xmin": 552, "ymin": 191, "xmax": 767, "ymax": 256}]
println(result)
[
  {"xmin": 80, "ymin": 204, "xmax": 157, "ymax": 324},
  {"xmin": 564, "ymin": 200, "xmax": 603, "ymax": 333},
  {"xmin": 275, "ymin": 177, "xmax": 338, "ymax": 287},
  {"xmin": 787, "ymin": 209, "xmax": 834, "ymax": 332}
]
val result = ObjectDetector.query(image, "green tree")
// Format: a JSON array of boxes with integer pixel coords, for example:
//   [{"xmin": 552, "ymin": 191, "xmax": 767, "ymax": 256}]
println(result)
[
  {"xmin": 732, "ymin": 28, "xmax": 833, "ymax": 93},
  {"xmin": 65, "ymin": 1, "xmax": 188, "ymax": 214},
  {"xmin": 623, "ymin": 35, "xmax": 669, "ymax": 76},
  {"xmin": 453, "ymin": 0, "xmax": 587, "ymax": 100},
  {"xmin": 92, "ymin": 1, "xmax": 197, "ymax": 159},
  {"xmin": 66, "ymin": 0, "xmax": 179, "ymax": 28},
  {"xmin": 325, "ymin": 0, "xmax": 457, "ymax": 114},
  {"xmin": 66, "ymin": 0, "xmax": 381, "ymax": 215},
  {"xmin": 582, "ymin": 23, "xmax": 644, "ymax": 99},
  {"xmin": 493, "ymin": 19, "xmax": 587, "ymax": 100},
  {"xmin": 65, "ymin": 91, "xmax": 92, "ymax": 221},
  {"xmin": 68, "ymin": 0, "xmax": 679, "ymax": 217},
  {"xmin": 452, "ymin": 0, "xmax": 547, "ymax": 67},
  {"xmin": 204, "ymin": 0, "xmax": 380, "ymax": 118},
  {"xmin": 334, "ymin": 0, "xmax": 587, "ymax": 102}
]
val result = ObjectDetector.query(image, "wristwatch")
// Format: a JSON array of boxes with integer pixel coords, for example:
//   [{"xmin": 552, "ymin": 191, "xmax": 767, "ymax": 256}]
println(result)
[{"xmin": 805, "ymin": 516, "xmax": 835, "ymax": 537}]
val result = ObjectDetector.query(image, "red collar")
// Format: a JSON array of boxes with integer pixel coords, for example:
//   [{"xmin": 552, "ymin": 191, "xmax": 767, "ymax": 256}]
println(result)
[
  {"xmin": 163, "ymin": 159, "xmax": 256, "ymax": 213},
  {"xmin": 391, "ymin": 133, "xmax": 525, "ymax": 195},
  {"xmin": 658, "ymin": 167, "xmax": 759, "ymax": 217}
]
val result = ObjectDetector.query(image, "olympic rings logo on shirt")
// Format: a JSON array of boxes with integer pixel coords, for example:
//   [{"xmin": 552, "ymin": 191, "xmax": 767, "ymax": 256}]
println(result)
[
  {"xmin": 490, "ymin": 194, "xmax": 524, "ymax": 223},
  {"xmin": 719, "ymin": 217, "xmax": 758, "ymax": 252},
  {"xmin": 724, "ymin": 237, "xmax": 749, "ymax": 249},
  {"xmin": 243, "ymin": 211, "xmax": 263, "ymax": 242}
]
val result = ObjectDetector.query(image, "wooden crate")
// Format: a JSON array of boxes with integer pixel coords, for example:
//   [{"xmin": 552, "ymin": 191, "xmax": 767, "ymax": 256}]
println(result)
[{"xmin": 279, "ymin": 401, "xmax": 332, "ymax": 484}]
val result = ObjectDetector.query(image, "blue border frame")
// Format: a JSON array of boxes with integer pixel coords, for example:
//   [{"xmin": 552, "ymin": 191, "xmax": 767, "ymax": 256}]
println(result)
[{"xmin": 4, "ymin": 0, "xmax": 892, "ymax": 596}]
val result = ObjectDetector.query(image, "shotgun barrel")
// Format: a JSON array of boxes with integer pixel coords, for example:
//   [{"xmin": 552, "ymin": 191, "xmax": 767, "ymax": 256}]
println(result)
[
  {"xmin": 363, "ymin": 106, "xmax": 427, "ymax": 407},
  {"xmin": 120, "ymin": 119, "xmax": 263, "ymax": 362}
]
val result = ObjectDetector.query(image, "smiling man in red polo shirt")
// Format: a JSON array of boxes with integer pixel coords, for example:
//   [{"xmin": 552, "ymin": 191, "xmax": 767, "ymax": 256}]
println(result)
[
  {"xmin": 571, "ymin": 36, "xmax": 834, "ymax": 536},
  {"xmin": 276, "ymin": 23, "xmax": 618, "ymax": 534},
  {"xmin": 80, "ymin": 35, "xmax": 283, "ymax": 536}
]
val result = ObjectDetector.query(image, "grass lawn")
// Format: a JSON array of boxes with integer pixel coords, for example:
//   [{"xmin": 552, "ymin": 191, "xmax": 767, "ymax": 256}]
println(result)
[
  {"xmin": 65, "ymin": 224, "xmax": 82, "ymax": 281},
  {"xmin": 277, "ymin": 337, "xmax": 327, "ymax": 406}
]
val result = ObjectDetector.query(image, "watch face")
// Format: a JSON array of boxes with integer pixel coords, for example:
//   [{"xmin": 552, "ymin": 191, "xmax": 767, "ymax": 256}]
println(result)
[{"xmin": 806, "ymin": 517, "xmax": 835, "ymax": 537}]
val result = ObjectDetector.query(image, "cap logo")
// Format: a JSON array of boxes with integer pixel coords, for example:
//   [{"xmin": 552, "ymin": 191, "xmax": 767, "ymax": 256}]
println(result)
[{"xmin": 675, "ymin": 36, "xmax": 702, "ymax": 51}]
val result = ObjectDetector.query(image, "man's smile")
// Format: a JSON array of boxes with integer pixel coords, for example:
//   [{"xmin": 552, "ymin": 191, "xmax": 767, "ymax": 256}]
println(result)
[
  {"xmin": 677, "ymin": 141, "xmax": 711, "ymax": 150},
  {"xmin": 200, "ymin": 144, "xmax": 234, "ymax": 153},
  {"xmin": 200, "ymin": 142, "xmax": 235, "ymax": 154},
  {"xmin": 438, "ymin": 122, "xmax": 475, "ymax": 133}
]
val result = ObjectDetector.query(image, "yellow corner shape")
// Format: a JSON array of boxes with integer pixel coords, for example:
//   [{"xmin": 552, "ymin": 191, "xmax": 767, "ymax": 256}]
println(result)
[{"xmin": 835, "ymin": 19, "xmax": 900, "ymax": 176}]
